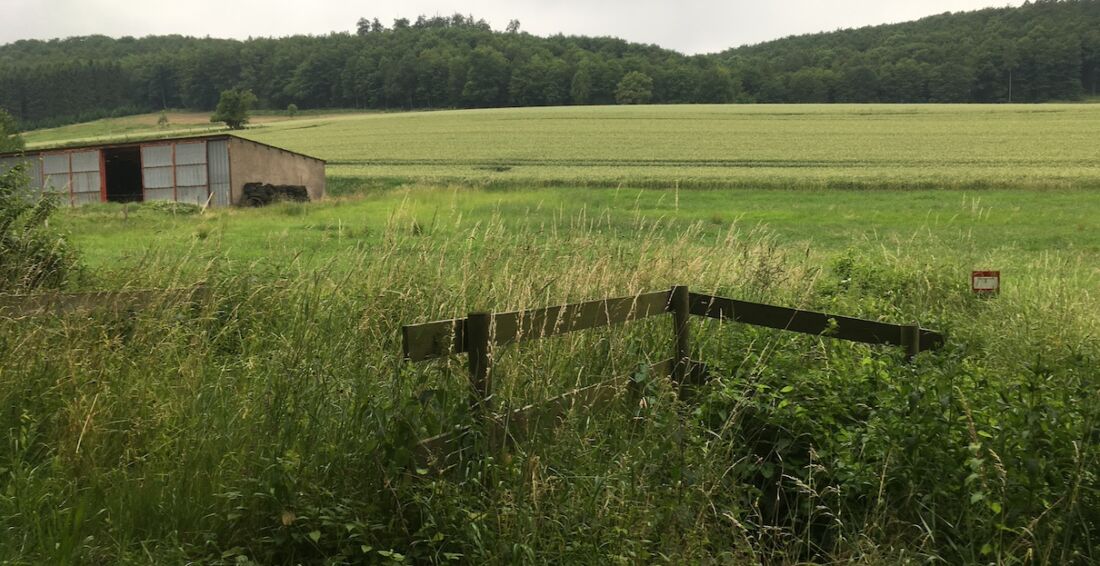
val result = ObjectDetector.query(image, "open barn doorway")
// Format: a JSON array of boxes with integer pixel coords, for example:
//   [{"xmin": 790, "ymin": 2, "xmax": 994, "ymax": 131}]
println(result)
[{"xmin": 103, "ymin": 146, "xmax": 144, "ymax": 203}]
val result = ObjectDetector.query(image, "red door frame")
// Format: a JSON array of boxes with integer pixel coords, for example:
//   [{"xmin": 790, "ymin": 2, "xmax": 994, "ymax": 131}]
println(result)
[
  {"xmin": 98, "ymin": 149, "xmax": 107, "ymax": 203},
  {"xmin": 138, "ymin": 144, "xmax": 145, "ymax": 202}
]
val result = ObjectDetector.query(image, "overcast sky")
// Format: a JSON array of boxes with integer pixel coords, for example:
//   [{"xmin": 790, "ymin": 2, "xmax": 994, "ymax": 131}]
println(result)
[{"xmin": 3, "ymin": 0, "xmax": 1026, "ymax": 54}]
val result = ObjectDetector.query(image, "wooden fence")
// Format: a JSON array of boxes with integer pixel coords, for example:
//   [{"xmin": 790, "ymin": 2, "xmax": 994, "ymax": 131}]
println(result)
[
  {"xmin": 403, "ymin": 285, "xmax": 944, "ymax": 464},
  {"xmin": 0, "ymin": 285, "xmax": 207, "ymax": 318}
]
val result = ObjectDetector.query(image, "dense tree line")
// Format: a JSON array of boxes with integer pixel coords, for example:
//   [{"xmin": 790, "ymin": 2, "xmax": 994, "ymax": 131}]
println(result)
[
  {"xmin": 0, "ymin": 1, "xmax": 1098, "ymax": 130},
  {"xmin": 721, "ymin": 0, "xmax": 1100, "ymax": 103}
]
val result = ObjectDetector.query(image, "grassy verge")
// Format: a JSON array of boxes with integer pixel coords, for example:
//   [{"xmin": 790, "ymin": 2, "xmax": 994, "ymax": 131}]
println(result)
[{"xmin": 50, "ymin": 182, "xmax": 1100, "ymax": 274}]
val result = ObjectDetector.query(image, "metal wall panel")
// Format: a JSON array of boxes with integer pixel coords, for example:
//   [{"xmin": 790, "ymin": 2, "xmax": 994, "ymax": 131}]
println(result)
[
  {"xmin": 0, "ymin": 156, "xmax": 23, "ymax": 173},
  {"xmin": 175, "ymin": 164, "xmax": 207, "ymax": 186},
  {"xmin": 139, "ymin": 142, "xmax": 212, "ymax": 204},
  {"xmin": 42, "ymin": 153, "xmax": 69, "ymax": 174},
  {"xmin": 71, "ymin": 150, "xmax": 99, "ymax": 172},
  {"xmin": 0, "ymin": 155, "xmax": 44, "ymax": 195},
  {"xmin": 26, "ymin": 156, "xmax": 43, "ymax": 191},
  {"xmin": 144, "ymin": 188, "xmax": 174, "ymax": 202},
  {"xmin": 207, "ymin": 140, "xmax": 230, "ymax": 207},
  {"xmin": 175, "ymin": 141, "xmax": 206, "ymax": 165},
  {"xmin": 41, "ymin": 153, "xmax": 70, "ymax": 194},
  {"xmin": 72, "ymin": 171, "xmax": 100, "ymax": 193},
  {"xmin": 174, "ymin": 141, "xmax": 208, "ymax": 204},
  {"xmin": 73, "ymin": 191, "xmax": 103, "ymax": 205},
  {"xmin": 69, "ymin": 150, "xmax": 101, "ymax": 204},
  {"xmin": 142, "ymin": 166, "xmax": 173, "ymax": 189},
  {"xmin": 141, "ymin": 144, "xmax": 173, "ymax": 205},
  {"xmin": 141, "ymin": 145, "xmax": 172, "ymax": 167},
  {"xmin": 176, "ymin": 186, "xmax": 209, "ymax": 204}
]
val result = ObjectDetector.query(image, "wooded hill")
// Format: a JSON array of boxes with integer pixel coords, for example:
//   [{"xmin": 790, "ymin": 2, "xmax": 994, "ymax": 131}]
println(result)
[{"xmin": 1, "ymin": 0, "xmax": 1098, "ymax": 129}]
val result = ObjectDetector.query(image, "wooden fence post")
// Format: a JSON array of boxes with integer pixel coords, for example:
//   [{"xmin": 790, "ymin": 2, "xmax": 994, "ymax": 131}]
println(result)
[
  {"xmin": 466, "ymin": 312, "xmax": 493, "ymax": 414},
  {"xmin": 669, "ymin": 285, "xmax": 691, "ymax": 385},
  {"xmin": 902, "ymin": 324, "xmax": 921, "ymax": 361}
]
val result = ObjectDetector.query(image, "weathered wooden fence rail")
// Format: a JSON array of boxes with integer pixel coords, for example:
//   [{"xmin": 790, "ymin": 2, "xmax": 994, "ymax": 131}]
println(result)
[
  {"xmin": 402, "ymin": 286, "xmax": 945, "ymax": 464},
  {"xmin": 0, "ymin": 285, "xmax": 207, "ymax": 318},
  {"xmin": 403, "ymin": 290, "xmax": 672, "ymax": 409},
  {"xmin": 687, "ymin": 293, "xmax": 944, "ymax": 354}
]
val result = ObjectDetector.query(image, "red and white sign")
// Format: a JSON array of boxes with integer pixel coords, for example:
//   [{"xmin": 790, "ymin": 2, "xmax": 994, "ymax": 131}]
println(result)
[{"xmin": 971, "ymin": 271, "xmax": 1001, "ymax": 294}]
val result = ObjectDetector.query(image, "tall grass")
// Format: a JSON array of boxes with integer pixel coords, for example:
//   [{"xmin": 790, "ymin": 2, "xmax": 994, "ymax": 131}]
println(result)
[{"xmin": 1, "ymin": 205, "xmax": 1097, "ymax": 563}]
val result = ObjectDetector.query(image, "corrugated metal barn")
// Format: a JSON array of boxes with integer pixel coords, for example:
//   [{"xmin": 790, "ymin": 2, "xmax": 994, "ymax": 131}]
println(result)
[{"xmin": 0, "ymin": 134, "xmax": 325, "ymax": 207}]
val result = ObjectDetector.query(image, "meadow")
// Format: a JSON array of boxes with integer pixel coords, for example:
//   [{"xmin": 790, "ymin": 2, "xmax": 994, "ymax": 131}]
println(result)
[{"xmin": 3, "ymin": 105, "xmax": 1100, "ymax": 564}]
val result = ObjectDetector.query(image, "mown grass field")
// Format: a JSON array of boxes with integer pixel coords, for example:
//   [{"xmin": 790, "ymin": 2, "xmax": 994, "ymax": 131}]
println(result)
[
  {"xmin": 21, "ymin": 110, "xmax": 348, "ymax": 149},
  {"xmin": 56, "ymin": 186, "xmax": 1100, "ymax": 278},
  {"xmin": 4, "ymin": 105, "xmax": 1100, "ymax": 564}
]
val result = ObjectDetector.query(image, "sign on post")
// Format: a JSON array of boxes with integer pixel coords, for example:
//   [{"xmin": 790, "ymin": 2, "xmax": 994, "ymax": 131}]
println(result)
[{"xmin": 971, "ymin": 270, "xmax": 1001, "ymax": 295}]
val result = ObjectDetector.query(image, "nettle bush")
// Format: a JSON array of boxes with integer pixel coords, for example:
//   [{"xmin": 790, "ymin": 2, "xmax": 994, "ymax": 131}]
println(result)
[
  {"xmin": 0, "ymin": 165, "xmax": 82, "ymax": 292},
  {"xmin": 691, "ymin": 250, "xmax": 1100, "ymax": 563}
]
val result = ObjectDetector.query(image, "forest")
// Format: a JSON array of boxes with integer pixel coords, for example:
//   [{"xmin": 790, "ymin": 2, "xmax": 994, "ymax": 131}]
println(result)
[{"xmin": 0, "ymin": 0, "xmax": 1098, "ymax": 129}]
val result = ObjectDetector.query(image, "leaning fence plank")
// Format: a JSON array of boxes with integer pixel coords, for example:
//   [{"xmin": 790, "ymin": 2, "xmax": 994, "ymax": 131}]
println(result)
[
  {"xmin": 402, "ymin": 318, "xmax": 467, "ymax": 361},
  {"xmin": 500, "ymin": 375, "xmax": 630, "ymax": 438},
  {"xmin": 491, "ymin": 290, "xmax": 671, "ymax": 347},
  {"xmin": 0, "ymin": 285, "xmax": 207, "ymax": 318},
  {"xmin": 415, "ymin": 427, "xmax": 475, "ymax": 470},
  {"xmin": 500, "ymin": 358, "xmax": 674, "ymax": 438},
  {"xmin": 414, "ymin": 358, "xmax": 674, "ymax": 467},
  {"xmin": 688, "ymin": 293, "xmax": 943, "ymax": 352}
]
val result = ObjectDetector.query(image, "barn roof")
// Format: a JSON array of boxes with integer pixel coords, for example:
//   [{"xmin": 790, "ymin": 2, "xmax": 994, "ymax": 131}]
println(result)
[{"xmin": 0, "ymin": 133, "xmax": 325, "ymax": 163}]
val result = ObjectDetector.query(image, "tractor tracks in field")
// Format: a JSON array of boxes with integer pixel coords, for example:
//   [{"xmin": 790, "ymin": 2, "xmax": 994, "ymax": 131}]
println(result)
[{"xmin": 326, "ymin": 157, "xmax": 1096, "ymax": 169}]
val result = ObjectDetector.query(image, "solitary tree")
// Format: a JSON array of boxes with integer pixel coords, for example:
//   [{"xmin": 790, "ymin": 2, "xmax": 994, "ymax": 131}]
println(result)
[
  {"xmin": 615, "ymin": 71, "xmax": 654, "ymax": 104},
  {"xmin": 210, "ymin": 89, "xmax": 257, "ymax": 130},
  {"xmin": 287, "ymin": 103, "xmax": 299, "ymax": 117},
  {"xmin": 356, "ymin": 17, "xmax": 372, "ymax": 36},
  {"xmin": 0, "ymin": 109, "xmax": 25, "ymax": 153}
]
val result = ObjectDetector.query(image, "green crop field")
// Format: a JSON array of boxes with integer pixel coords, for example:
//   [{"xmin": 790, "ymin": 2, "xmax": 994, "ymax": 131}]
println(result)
[
  {"xmin": 26, "ymin": 104, "xmax": 1100, "ymax": 190},
  {"xmin": 4, "ymin": 105, "xmax": 1100, "ymax": 564}
]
